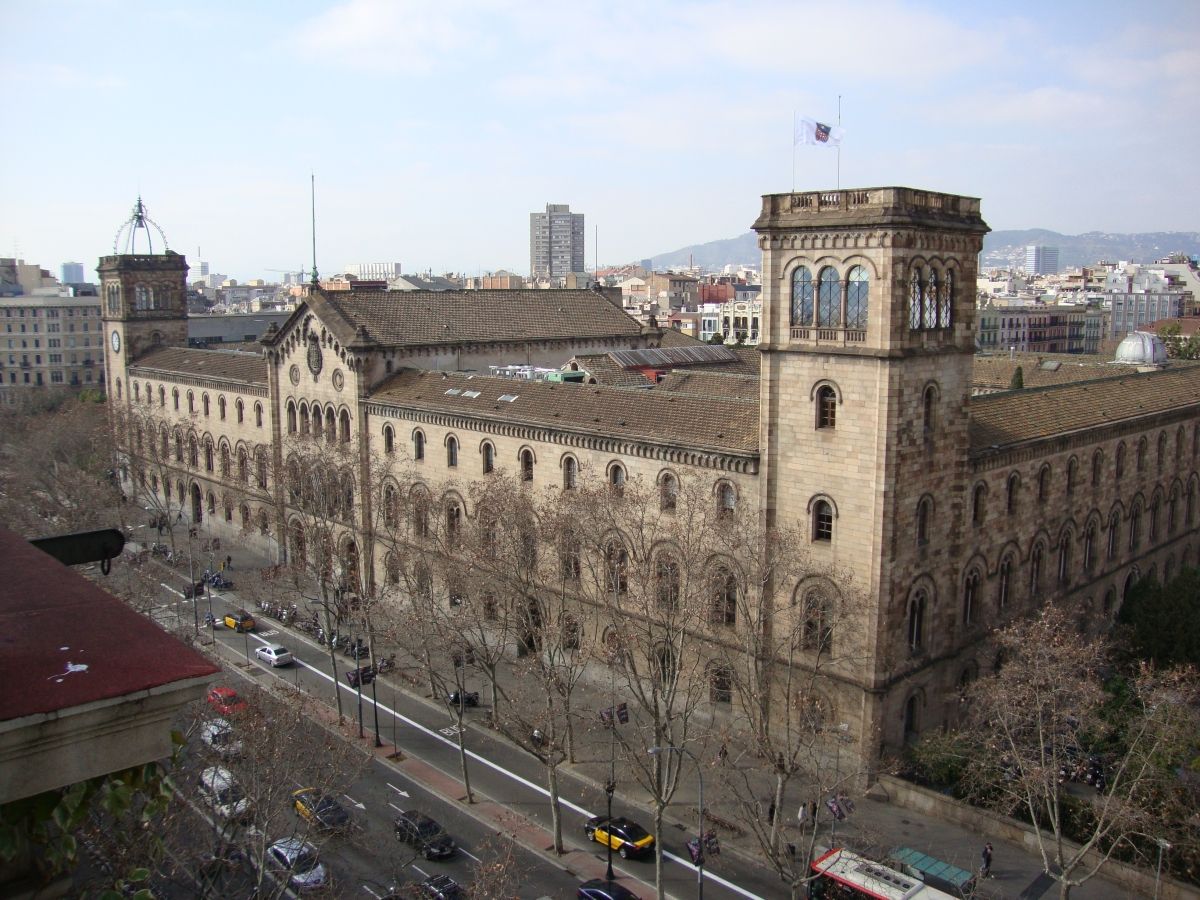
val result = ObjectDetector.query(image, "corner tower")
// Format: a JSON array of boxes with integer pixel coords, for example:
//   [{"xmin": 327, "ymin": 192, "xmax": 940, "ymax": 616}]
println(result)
[
  {"xmin": 753, "ymin": 187, "xmax": 988, "ymax": 754},
  {"xmin": 98, "ymin": 198, "xmax": 189, "ymax": 394}
]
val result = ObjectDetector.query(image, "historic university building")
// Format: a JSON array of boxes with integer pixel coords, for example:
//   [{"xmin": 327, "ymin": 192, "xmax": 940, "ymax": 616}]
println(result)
[{"xmin": 101, "ymin": 187, "xmax": 1200, "ymax": 766}]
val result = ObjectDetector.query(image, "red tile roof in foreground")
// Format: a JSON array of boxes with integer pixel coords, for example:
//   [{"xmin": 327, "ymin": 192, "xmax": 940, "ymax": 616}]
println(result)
[{"xmin": 0, "ymin": 528, "xmax": 218, "ymax": 722}]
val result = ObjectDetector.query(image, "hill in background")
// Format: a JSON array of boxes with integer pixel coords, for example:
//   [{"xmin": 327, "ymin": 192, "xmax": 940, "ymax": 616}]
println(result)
[{"xmin": 648, "ymin": 230, "xmax": 1200, "ymax": 273}]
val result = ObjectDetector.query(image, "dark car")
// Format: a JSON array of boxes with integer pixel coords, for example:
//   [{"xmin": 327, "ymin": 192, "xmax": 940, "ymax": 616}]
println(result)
[
  {"xmin": 578, "ymin": 878, "xmax": 641, "ymax": 900},
  {"xmin": 394, "ymin": 810, "xmax": 456, "ymax": 860},
  {"xmin": 584, "ymin": 815, "xmax": 655, "ymax": 859},
  {"xmin": 420, "ymin": 873, "xmax": 464, "ymax": 899},
  {"xmin": 292, "ymin": 788, "xmax": 350, "ymax": 831},
  {"xmin": 447, "ymin": 691, "xmax": 479, "ymax": 709}
]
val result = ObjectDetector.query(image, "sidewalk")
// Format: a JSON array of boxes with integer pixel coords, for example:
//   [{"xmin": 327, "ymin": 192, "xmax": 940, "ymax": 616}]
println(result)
[{"xmin": 176, "ymin": 519, "xmax": 1149, "ymax": 899}]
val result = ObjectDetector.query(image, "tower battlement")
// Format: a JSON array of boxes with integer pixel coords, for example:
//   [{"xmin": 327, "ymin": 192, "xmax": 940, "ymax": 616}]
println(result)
[{"xmin": 754, "ymin": 187, "xmax": 985, "ymax": 233}]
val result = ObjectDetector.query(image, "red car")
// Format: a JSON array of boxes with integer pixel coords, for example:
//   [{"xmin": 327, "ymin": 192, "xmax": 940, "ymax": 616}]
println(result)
[{"xmin": 206, "ymin": 686, "xmax": 248, "ymax": 716}]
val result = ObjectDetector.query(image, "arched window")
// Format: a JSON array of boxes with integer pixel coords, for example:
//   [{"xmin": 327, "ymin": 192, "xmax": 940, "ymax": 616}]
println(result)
[
  {"xmin": 710, "ymin": 567, "xmax": 737, "ymax": 627},
  {"xmin": 172, "ymin": 388, "xmax": 180, "ymax": 411},
  {"xmin": 1066, "ymin": 457, "xmax": 1078, "ymax": 495},
  {"xmin": 605, "ymin": 541, "xmax": 628, "ymax": 595},
  {"xmin": 413, "ymin": 493, "xmax": 430, "ymax": 538},
  {"xmin": 482, "ymin": 442, "xmax": 495, "ymax": 474},
  {"xmin": 383, "ymin": 424, "xmax": 394, "ymax": 454},
  {"xmin": 559, "ymin": 534, "xmax": 581, "ymax": 581},
  {"xmin": 324, "ymin": 407, "xmax": 335, "ymax": 441},
  {"xmin": 1006, "ymin": 472, "xmax": 1020, "ymax": 514},
  {"xmin": 972, "ymin": 483, "xmax": 986, "ymax": 526},
  {"xmin": 1037, "ymin": 465, "xmax": 1050, "ymax": 503},
  {"xmin": 255, "ymin": 448, "xmax": 267, "ymax": 489},
  {"xmin": 158, "ymin": 386, "xmax": 165, "ymax": 407},
  {"xmin": 202, "ymin": 394, "xmax": 210, "ymax": 417},
  {"xmin": 203, "ymin": 438, "xmax": 214, "ymax": 472},
  {"xmin": 235, "ymin": 398, "xmax": 243, "ymax": 422},
  {"xmin": 924, "ymin": 269, "xmax": 939, "ymax": 329},
  {"xmin": 916, "ymin": 496, "xmax": 931, "ymax": 546},
  {"xmin": 520, "ymin": 449, "xmax": 534, "ymax": 482},
  {"xmin": 708, "ymin": 663, "xmax": 733, "ymax": 704},
  {"xmin": 1168, "ymin": 486, "xmax": 1179, "ymax": 534},
  {"xmin": 1136, "ymin": 437, "xmax": 1147, "ymax": 473},
  {"xmin": 998, "ymin": 554, "xmax": 1012, "ymax": 609},
  {"xmin": 445, "ymin": 502, "xmax": 462, "ymax": 545},
  {"xmin": 446, "ymin": 436, "xmax": 459, "ymax": 468},
  {"xmin": 812, "ymin": 498, "xmax": 833, "ymax": 542},
  {"xmin": 845, "ymin": 265, "xmax": 869, "ymax": 330},
  {"xmin": 1029, "ymin": 543, "xmax": 1044, "ymax": 596},
  {"xmin": 237, "ymin": 447, "xmax": 248, "ymax": 483},
  {"xmin": 1129, "ymin": 502, "xmax": 1142, "ymax": 551},
  {"xmin": 173, "ymin": 430, "xmax": 183, "ymax": 462},
  {"xmin": 1091, "ymin": 449, "xmax": 1103, "ymax": 487},
  {"xmin": 132, "ymin": 382, "xmax": 140, "ymax": 402},
  {"xmin": 255, "ymin": 402, "xmax": 263, "ymax": 428},
  {"xmin": 223, "ymin": 497, "xmax": 232, "ymax": 522},
  {"xmin": 1188, "ymin": 482, "xmax": 1197, "ymax": 526},
  {"xmin": 188, "ymin": 434, "xmax": 199, "ymax": 468},
  {"xmin": 1176, "ymin": 427, "xmax": 1185, "ymax": 462},
  {"xmin": 1083, "ymin": 522, "xmax": 1096, "ymax": 571},
  {"xmin": 816, "ymin": 266, "xmax": 839, "ymax": 327},
  {"xmin": 1107, "ymin": 511, "xmax": 1121, "ymax": 559},
  {"xmin": 286, "ymin": 400, "xmax": 297, "ymax": 434},
  {"xmin": 1157, "ymin": 432, "xmax": 1167, "ymax": 473},
  {"xmin": 717, "ymin": 482, "xmax": 736, "ymax": 519},
  {"xmin": 922, "ymin": 385, "xmax": 936, "ymax": 436},
  {"xmin": 1103, "ymin": 587, "xmax": 1116, "ymax": 617},
  {"xmin": 908, "ymin": 266, "xmax": 923, "ymax": 330},
  {"xmin": 962, "ymin": 569, "xmax": 980, "ymax": 627},
  {"xmin": 1057, "ymin": 533, "xmax": 1072, "ymax": 586},
  {"xmin": 160, "ymin": 427, "xmax": 169, "ymax": 460},
  {"xmin": 1115, "ymin": 442, "xmax": 1126, "ymax": 478},
  {"xmin": 339, "ymin": 409, "xmax": 351, "ymax": 443},
  {"xmin": 816, "ymin": 385, "xmax": 837, "ymax": 429},
  {"xmin": 382, "ymin": 484, "xmax": 399, "ymax": 529},
  {"xmin": 134, "ymin": 284, "xmax": 152, "ymax": 310},
  {"xmin": 218, "ymin": 396, "xmax": 226, "ymax": 420},
  {"xmin": 800, "ymin": 588, "xmax": 833, "ymax": 652},
  {"xmin": 187, "ymin": 391, "xmax": 195, "ymax": 413},
  {"xmin": 655, "ymin": 555, "xmax": 680, "ymax": 610},
  {"xmin": 939, "ymin": 269, "xmax": 954, "ymax": 328},
  {"xmin": 659, "ymin": 472, "xmax": 678, "ymax": 512},
  {"xmin": 206, "ymin": 491, "xmax": 215, "ymax": 515},
  {"xmin": 384, "ymin": 552, "xmax": 401, "ymax": 586},
  {"xmin": 413, "ymin": 430, "xmax": 425, "ymax": 461},
  {"xmin": 791, "ymin": 267, "xmax": 814, "ymax": 327},
  {"xmin": 907, "ymin": 589, "xmax": 926, "ymax": 654},
  {"xmin": 608, "ymin": 463, "xmax": 626, "ymax": 494}
]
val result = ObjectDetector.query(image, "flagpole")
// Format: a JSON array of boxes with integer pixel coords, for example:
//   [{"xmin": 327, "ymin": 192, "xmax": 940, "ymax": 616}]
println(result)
[
  {"xmin": 791, "ymin": 110, "xmax": 797, "ymax": 192},
  {"xmin": 836, "ymin": 95, "xmax": 842, "ymax": 190}
]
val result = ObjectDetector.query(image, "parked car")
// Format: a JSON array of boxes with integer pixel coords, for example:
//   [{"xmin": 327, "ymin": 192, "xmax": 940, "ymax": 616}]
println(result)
[
  {"xmin": 578, "ymin": 878, "xmax": 641, "ymax": 900},
  {"xmin": 292, "ymin": 788, "xmax": 350, "ymax": 831},
  {"xmin": 255, "ymin": 644, "xmax": 293, "ymax": 667},
  {"xmin": 266, "ymin": 837, "xmax": 328, "ymax": 892},
  {"xmin": 394, "ymin": 810, "xmax": 456, "ymax": 860},
  {"xmin": 205, "ymin": 686, "xmax": 248, "ymax": 716},
  {"xmin": 199, "ymin": 717, "xmax": 242, "ymax": 758},
  {"xmin": 223, "ymin": 610, "xmax": 255, "ymax": 632},
  {"xmin": 420, "ymin": 873, "xmax": 464, "ymax": 899},
  {"xmin": 583, "ymin": 816, "xmax": 655, "ymax": 859},
  {"xmin": 446, "ymin": 690, "xmax": 479, "ymax": 709},
  {"xmin": 198, "ymin": 766, "xmax": 252, "ymax": 822},
  {"xmin": 183, "ymin": 580, "xmax": 206, "ymax": 599}
]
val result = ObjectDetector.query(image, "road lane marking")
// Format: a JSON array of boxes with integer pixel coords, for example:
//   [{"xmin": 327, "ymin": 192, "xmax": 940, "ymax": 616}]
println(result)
[
  {"xmin": 238, "ymin": 630, "xmax": 762, "ymax": 899},
  {"xmin": 386, "ymin": 782, "xmax": 410, "ymax": 798}
]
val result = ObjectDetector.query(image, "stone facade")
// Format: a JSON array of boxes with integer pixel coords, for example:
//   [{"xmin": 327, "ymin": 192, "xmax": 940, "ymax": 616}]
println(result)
[{"xmin": 101, "ymin": 188, "xmax": 1200, "ymax": 770}]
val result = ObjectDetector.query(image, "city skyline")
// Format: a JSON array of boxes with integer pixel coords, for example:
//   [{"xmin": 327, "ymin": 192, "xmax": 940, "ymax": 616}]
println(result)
[{"xmin": 1, "ymin": 0, "xmax": 1197, "ymax": 281}]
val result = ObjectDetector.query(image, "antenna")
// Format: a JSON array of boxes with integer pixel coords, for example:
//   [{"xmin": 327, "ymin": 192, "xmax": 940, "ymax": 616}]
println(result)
[{"xmin": 310, "ymin": 173, "xmax": 319, "ymax": 285}]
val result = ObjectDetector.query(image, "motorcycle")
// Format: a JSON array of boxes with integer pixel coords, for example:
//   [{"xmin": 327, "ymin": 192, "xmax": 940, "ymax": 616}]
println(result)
[
  {"xmin": 447, "ymin": 690, "xmax": 479, "ymax": 709},
  {"xmin": 376, "ymin": 654, "xmax": 397, "ymax": 674}
]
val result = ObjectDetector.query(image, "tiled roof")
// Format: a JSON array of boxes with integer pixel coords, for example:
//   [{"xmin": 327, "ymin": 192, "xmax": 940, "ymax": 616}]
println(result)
[
  {"xmin": 659, "ymin": 328, "xmax": 705, "ymax": 347},
  {"xmin": 653, "ymin": 371, "xmax": 760, "ymax": 401},
  {"xmin": 971, "ymin": 353, "xmax": 1200, "ymax": 392},
  {"xmin": 369, "ymin": 369, "xmax": 760, "ymax": 455},
  {"xmin": 969, "ymin": 365, "xmax": 1200, "ymax": 452},
  {"xmin": 309, "ymin": 288, "xmax": 644, "ymax": 348},
  {"xmin": 568, "ymin": 354, "xmax": 654, "ymax": 387},
  {"xmin": 130, "ymin": 347, "xmax": 269, "ymax": 385}
]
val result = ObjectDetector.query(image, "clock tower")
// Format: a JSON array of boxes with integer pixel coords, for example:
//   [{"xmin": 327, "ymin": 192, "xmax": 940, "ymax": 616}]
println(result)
[{"xmin": 98, "ymin": 198, "xmax": 189, "ymax": 395}]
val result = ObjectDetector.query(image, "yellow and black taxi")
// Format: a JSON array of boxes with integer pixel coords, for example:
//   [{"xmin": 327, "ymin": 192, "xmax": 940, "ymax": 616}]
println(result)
[
  {"xmin": 292, "ymin": 788, "xmax": 351, "ymax": 831},
  {"xmin": 583, "ymin": 815, "xmax": 655, "ymax": 859},
  {"xmin": 222, "ymin": 609, "xmax": 255, "ymax": 632}
]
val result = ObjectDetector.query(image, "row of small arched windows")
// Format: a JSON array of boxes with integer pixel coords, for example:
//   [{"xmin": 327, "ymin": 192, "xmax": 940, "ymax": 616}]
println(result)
[
  {"xmin": 286, "ymin": 399, "xmax": 351, "ymax": 444},
  {"xmin": 125, "ymin": 379, "xmax": 262, "ymax": 427}
]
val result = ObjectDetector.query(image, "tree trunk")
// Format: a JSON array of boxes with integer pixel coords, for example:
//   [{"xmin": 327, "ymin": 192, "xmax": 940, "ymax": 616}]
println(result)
[
  {"xmin": 653, "ymin": 805, "xmax": 665, "ymax": 899},
  {"xmin": 770, "ymin": 770, "xmax": 786, "ymax": 856},
  {"xmin": 546, "ymin": 763, "xmax": 563, "ymax": 854},
  {"xmin": 456, "ymin": 709, "xmax": 474, "ymax": 804},
  {"xmin": 564, "ymin": 692, "xmax": 576, "ymax": 764}
]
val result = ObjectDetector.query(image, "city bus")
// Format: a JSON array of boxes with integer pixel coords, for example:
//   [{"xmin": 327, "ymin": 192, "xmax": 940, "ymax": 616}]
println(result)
[{"xmin": 808, "ymin": 848, "xmax": 961, "ymax": 900}]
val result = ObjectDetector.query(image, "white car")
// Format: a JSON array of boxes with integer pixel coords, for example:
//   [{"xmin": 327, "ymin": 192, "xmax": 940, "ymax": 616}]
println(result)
[
  {"xmin": 198, "ymin": 766, "xmax": 252, "ymax": 822},
  {"xmin": 254, "ymin": 644, "xmax": 293, "ymax": 667},
  {"xmin": 267, "ymin": 837, "xmax": 328, "ymax": 892},
  {"xmin": 199, "ymin": 717, "xmax": 242, "ymax": 758}
]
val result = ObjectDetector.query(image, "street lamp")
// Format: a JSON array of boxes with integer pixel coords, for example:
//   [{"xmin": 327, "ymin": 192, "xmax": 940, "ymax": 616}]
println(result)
[
  {"xmin": 649, "ymin": 745, "xmax": 704, "ymax": 900},
  {"xmin": 1154, "ymin": 838, "xmax": 1172, "ymax": 900}
]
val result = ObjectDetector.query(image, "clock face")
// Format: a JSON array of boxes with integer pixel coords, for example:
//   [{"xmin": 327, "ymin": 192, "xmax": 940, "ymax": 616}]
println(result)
[{"xmin": 110, "ymin": 330, "xmax": 121, "ymax": 353}]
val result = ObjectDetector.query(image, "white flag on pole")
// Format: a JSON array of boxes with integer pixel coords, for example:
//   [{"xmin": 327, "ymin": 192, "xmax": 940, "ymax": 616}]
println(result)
[{"xmin": 795, "ymin": 117, "xmax": 844, "ymax": 147}]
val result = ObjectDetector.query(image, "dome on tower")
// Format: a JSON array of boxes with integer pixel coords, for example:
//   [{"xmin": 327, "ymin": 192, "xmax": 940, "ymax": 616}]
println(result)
[
  {"xmin": 112, "ymin": 196, "xmax": 170, "ymax": 254},
  {"xmin": 1113, "ymin": 331, "xmax": 1168, "ymax": 367}
]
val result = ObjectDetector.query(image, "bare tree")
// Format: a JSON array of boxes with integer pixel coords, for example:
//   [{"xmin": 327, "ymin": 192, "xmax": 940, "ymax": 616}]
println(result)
[{"xmin": 956, "ymin": 605, "xmax": 1200, "ymax": 899}]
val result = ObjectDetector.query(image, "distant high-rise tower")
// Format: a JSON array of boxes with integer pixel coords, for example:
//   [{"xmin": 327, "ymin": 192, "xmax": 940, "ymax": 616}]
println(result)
[
  {"xmin": 1024, "ymin": 245, "xmax": 1060, "ymax": 275},
  {"xmin": 530, "ymin": 204, "xmax": 585, "ymax": 279},
  {"xmin": 61, "ymin": 262, "xmax": 85, "ymax": 284}
]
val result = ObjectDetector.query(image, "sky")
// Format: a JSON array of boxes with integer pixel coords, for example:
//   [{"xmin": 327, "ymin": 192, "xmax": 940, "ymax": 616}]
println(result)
[{"xmin": 1, "ymin": 0, "xmax": 1197, "ymax": 282}]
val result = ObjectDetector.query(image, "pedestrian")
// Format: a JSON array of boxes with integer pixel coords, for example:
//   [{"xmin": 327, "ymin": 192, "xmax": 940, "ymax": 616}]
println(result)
[
  {"xmin": 797, "ymin": 802, "xmax": 809, "ymax": 830},
  {"xmin": 717, "ymin": 743, "xmax": 728, "ymax": 766},
  {"xmin": 226, "ymin": 554, "xmax": 233, "ymax": 570},
  {"xmin": 980, "ymin": 842, "xmax": 993, "ymax": 879}
]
